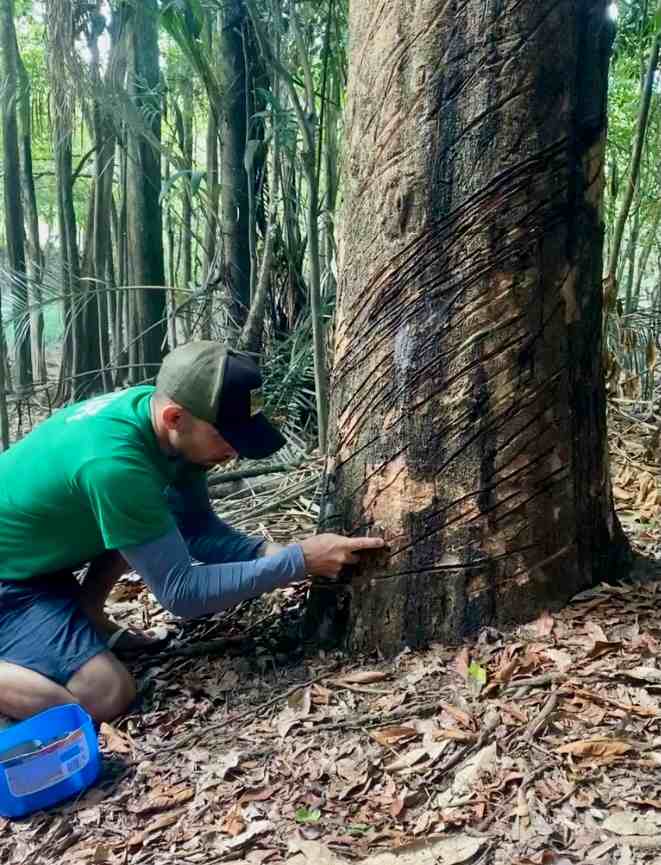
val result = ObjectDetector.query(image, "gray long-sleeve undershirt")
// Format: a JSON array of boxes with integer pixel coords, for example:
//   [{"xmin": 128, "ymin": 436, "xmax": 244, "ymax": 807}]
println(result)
[{"xmin": 120, "ymin": 526, "xmax": 306, "ymax": 618}]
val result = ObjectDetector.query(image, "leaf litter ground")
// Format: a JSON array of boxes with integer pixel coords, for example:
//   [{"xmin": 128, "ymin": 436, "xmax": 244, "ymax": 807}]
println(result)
[{"xmin": 4, "ymin": 415, "xmax": 661, "ymax": 865}]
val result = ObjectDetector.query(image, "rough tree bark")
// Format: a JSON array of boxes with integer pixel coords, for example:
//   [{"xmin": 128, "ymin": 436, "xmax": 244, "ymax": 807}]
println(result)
[
  {"xmin": 0, "ymin": 0, "xmax": 32, "ymax": 392},
  {"xmin": 220, "ymin": 0, "xmax": 251, "ymax": 328},
  {"xmin": 47, "ymin": 0, "xmax": 81, "ymax": 401},
  {"xmin": 308, "ymin": 0, "xmax": 626, "ymax": 655},
  {"xmin": 16, "ymin": 40, "xmax": 46, "ymax": 383},
  {"xmin": 126, "ymin": 0, "xmax": 167, "ymax": 380}
]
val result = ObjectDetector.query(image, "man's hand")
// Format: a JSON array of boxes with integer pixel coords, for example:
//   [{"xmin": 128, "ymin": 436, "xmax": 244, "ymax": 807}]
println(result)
[{"xmin": 299, "ymin": 533, "xmax": 386, "ymax": 579}]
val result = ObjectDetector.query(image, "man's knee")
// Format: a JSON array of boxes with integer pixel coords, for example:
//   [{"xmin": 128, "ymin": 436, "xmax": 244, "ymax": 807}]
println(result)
[{"xmin": 67, "ymin": 652, "xmax": 136, "ymax": 723}]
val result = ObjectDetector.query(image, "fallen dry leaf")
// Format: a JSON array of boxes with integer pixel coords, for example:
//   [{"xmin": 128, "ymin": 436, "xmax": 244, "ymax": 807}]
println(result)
[
  {"xmin": 336, "ymin": 670, "xmax": 388, "ymax": 685},
  {"xmin": 223, "ymin": 804, "xmax": 247, "ymax": 837},
  {"xmin": 623, "ymin": 666, "xmax": 661, "ymax": 684},
  {"xmin": 603, "ymin": 811, "xmax": 661, "ymax": 836},
  {"xmin": 363, "ymin": 834, "xmax": 484, "ymax": 864},
  {"xmin": 437, "ymin": 702, "xmax": 472, "ymax": 729},
  {"xmin": 145, "ymin": 812, "xmax": 180, "ymax": 834},
  {"xmin": 131, "ymin": 787, "xmax": 194, "ymax": 817},
  {"xmin": 216, "ymin": 820, "xmax": 273, "ymax": 853},
  {"xmin": 99, "ymin": 722, "xmax": 132, "ymax": 755},
  {"xmin": 452, "ymin": 648, "xmax": 470, "ymax": 680},
  {"xmin": 533, "ymin": 611, "xmax": 555, "ymax": 637},
  {"xmin": 557, "ymin": 739, "xmax": 633, "ymax": 759},
  {"xmin": 287, "ymin": 839, "xmax": 346, "ymax": 864},
  {"xmin": 544, "ymin": 648, "xmax": 573, "ymax": 673},
  {"xmin": 371, "ymin": 726, "xmax": 418, "ymax": 747},
  {"xmin": 215, "ymin": 749, "xmax": 244, "ymax": 779},
  {"xmin": 587, "ymin": 640, "xmax": 622, "ymax": 660},
  {"xmin": 287, "ymin": 835, "xmax": 484, "ymax": 865},
  {"xmin": 239, "ymin": 786, "xmax": 277, "ymax": 805},
  {"xmin": 288, "ymin": 685, "xmax": 313, "ymax": 714},
  {"xmin": 584, "ymin": 621, "xmax": 609, "ymax": 642},
  {"xmin": 385, "ymin": 742, "xmax": 449, "ymax": 773},
  {"xmin": 311, "ymin": 684, "xmax": 333, "ymax": 705}
]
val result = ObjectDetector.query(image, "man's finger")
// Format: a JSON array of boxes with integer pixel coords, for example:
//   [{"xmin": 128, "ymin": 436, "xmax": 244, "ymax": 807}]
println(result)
[{"xmin": 345, "ymin": 537, "xmax": 387, "ymax": 551}]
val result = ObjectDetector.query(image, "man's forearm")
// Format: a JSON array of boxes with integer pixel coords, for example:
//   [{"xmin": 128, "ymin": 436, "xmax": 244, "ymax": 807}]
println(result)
[
  {"xmin": 121, "ymin": 528, "xmax": 305, "ymax": 618},
  {"xmin": 257, "ymin": 541, "xmax": 285, "ymax": 557}
]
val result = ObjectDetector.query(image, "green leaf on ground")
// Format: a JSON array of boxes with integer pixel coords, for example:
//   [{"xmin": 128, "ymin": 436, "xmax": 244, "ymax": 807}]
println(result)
[{"xmin": 295, "ymin": 807, "xmax": 322, "ymax": 824}]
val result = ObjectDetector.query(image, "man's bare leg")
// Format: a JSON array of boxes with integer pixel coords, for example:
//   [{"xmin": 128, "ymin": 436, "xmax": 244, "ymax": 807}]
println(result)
[
  {"xmin": 0, "ymin": 654, "xmax": 135, "ymax": 723},
  {"xmin": 79, "ymin": 551, "xmax": 167, "ymax": 652}
]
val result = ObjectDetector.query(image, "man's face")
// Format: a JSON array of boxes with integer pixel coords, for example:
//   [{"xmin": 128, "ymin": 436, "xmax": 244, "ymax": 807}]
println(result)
[{"xmin": 172, "ymin": 415, "xmax": 238, "ymax": 468}]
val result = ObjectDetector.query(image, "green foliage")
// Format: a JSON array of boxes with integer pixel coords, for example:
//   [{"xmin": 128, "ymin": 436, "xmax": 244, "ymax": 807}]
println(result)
[{"xmin": 294, "ymin": 807, "xmax": 322, "ymax": 824}]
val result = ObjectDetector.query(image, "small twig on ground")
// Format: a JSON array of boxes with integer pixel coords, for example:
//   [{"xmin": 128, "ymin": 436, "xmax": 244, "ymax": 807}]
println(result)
[
  {"xmin": 620, "ymin": 836, "xmax": 661, "ymax": 850},
  {"xmin": 505, "ymin": 673, "xmax": 564, "ymax": 698},
  {"xmin": 164, "ymin": 667, "xmax": 343, "ymax": 753},
  {"xmin": 524, "ymin": 689, "xmax": 559, "ymax": 740},
  {"xmin": 207, "ymin": 459, "xmax": 307, "ymax": 488}
]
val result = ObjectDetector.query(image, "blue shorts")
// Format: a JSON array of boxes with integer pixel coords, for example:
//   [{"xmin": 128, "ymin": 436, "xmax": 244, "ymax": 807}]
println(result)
[{"xmin": 0, "ymin": 511, "xmax": 263, "ymax": 685}]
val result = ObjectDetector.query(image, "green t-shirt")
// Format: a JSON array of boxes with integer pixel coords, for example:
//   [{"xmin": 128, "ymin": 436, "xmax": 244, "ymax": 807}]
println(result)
[{"xmin": 0, "ymin": 385, "xmax": 204, "ymax": 581}]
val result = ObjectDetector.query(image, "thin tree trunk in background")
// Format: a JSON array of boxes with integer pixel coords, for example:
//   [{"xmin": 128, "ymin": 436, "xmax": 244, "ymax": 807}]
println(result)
[
  {"xmin": 308, "ymin": 0, "xmax": 625, "ymax": 655},
  {"xmin": 290, "ymin": 8, "xmax": 328, "ymax": 452},
  {"xmin": 127, "ymin": 288, "xmax": 139, "ymax": 384},
  {"xmin": 248, "ymin": 3, "xmax": 328, "ymax": 449},
  {"xmin": 164, "ymin": 151, "xmax": 177, "ymax": 349},
  {"xmin": 0, "ymin": 320, "xmax": 9, "ymax": 449},
  {"xmin": 1, "ymin": 0, "xmax": 32, "ymax": 393},
  {"xmin": 280, "ymin": 153, "xmax": 305, "ymax": 329},
  {"xmin": 321, "ymin": 70, "xmax": 340, "ymax": 297},
  {"xmin": 608, "ymin": 21, "xmax": 660, "ymax": 281},
  {"xmin": 202, "ymin": 103, "xmax": 219, "ymax": 339},
  {"xmin": 240, "ymin": 93, "xmax": 281, "ymax": 355},
  {"xmin": 181, "ymin": 75, "xmax": 194, "ymax": 300},
  {"xmin": 79, "ymin": 8, "xmax": 116, "ymax": 396},
  {"xmin": 47, "ymin": 0, "xmax": 80, "ymax": 402},
  {"xmin": 116, "ymin": 144, "xmax": 130, "ymax": 387},
  {"xmin": 220, "ymin": 0, "xmax": 251, "ymax": 330},
  {"xmin": 624, "ymin": 197, "xmax": 642, "ymax": 313},
  {"xmin": 16, "ymin": 39, "xmax": 46, "ymax": 383},
  {"xmin": 102, "ymin": 5, "xmax": 128, "ymax": 387},
  {"xmin": 199, "ymin": 10, "xmax": 220, "ymax": 340},
  {"xmin": 126, "ymin": 0, "xmax": 167, "ymax": 380},
  {"xmin": 633, "ymin": 205, "xmax": 661, "ymax": 308},
  {"xmin": 54, "ymin": 125, "xmax": 79, "ymax": 401}
]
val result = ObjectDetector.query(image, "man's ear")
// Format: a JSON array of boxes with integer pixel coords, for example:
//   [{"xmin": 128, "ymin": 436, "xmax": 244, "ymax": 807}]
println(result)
[{"xmin": 161, "ymin": 404, "xmax": 186, "ymax": 431}]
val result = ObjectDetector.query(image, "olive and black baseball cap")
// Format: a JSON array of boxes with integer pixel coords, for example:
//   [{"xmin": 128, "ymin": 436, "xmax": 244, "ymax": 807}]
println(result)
[{"xmin": 156, "ymin": 341, "xmax": 286, "ymax": 459}]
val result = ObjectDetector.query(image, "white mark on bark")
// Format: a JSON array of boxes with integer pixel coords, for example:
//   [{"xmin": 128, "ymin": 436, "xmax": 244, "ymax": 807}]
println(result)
[{"xmin": 394, "ymin": 322, "xmax": 414, "ymax": 374}]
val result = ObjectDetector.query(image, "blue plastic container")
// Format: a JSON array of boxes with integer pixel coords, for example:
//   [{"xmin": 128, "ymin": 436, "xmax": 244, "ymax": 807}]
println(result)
[{"xmin": 0, "ymin": 704, "xmax": 101, "ymax": 818}]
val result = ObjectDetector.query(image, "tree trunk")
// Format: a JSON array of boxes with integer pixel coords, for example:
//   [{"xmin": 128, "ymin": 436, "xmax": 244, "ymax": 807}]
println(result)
[
  {"xmin": 202, "ymin": 88, "xmax": 219, "ymax": 340},
  {"xmin": 16, "ymin": 39, "xmax": 46, "ymax": 383},
  {"xmin": 79, "ymin": 9, "xmax": 116, "ymax": 396},
  {"xmin": 308, "ymin": 0, "xmax": 626, "ymax": 655},
  {"xmin": 607, "ymin": 22, "xmax": 660, "ymax": 282},
  {"xmin": 47, "ymin": 0, "xmax": 80, "ymax": 402},
  {"xmin": 240, "ymin": 104, "xmax": 281, "ymax": 355},
  {"xmin": 0, "ymin": 320, "xmax": 9, "ymax": 449},
  {"xmin": 126, "ymin": 0, "xmax": 166, "ymax": 380},
  {"xmin": 220, "ymin": 0, "xmax": 251, "ymax": 329},
  {"xmin": 181, "ymin": 75, "xmax": 194, "ymax": 299},
  {"xmin": 633, "ymin": 204, "xmax": 661, "ymax": 309},
  {"xmin": 1, "ymin": 0, "xmax": 32, "ymax": 392}
]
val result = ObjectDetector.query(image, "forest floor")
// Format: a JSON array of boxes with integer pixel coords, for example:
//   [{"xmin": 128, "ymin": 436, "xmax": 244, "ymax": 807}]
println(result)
[{"xmin": 4, "ymin": 408, "xmax": 661, "ymax": 865}]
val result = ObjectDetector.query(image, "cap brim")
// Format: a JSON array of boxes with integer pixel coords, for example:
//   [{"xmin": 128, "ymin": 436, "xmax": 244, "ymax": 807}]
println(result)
[{"xmin": 218, "ymin": 412, "xmax": 286, "ymax": 460}]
